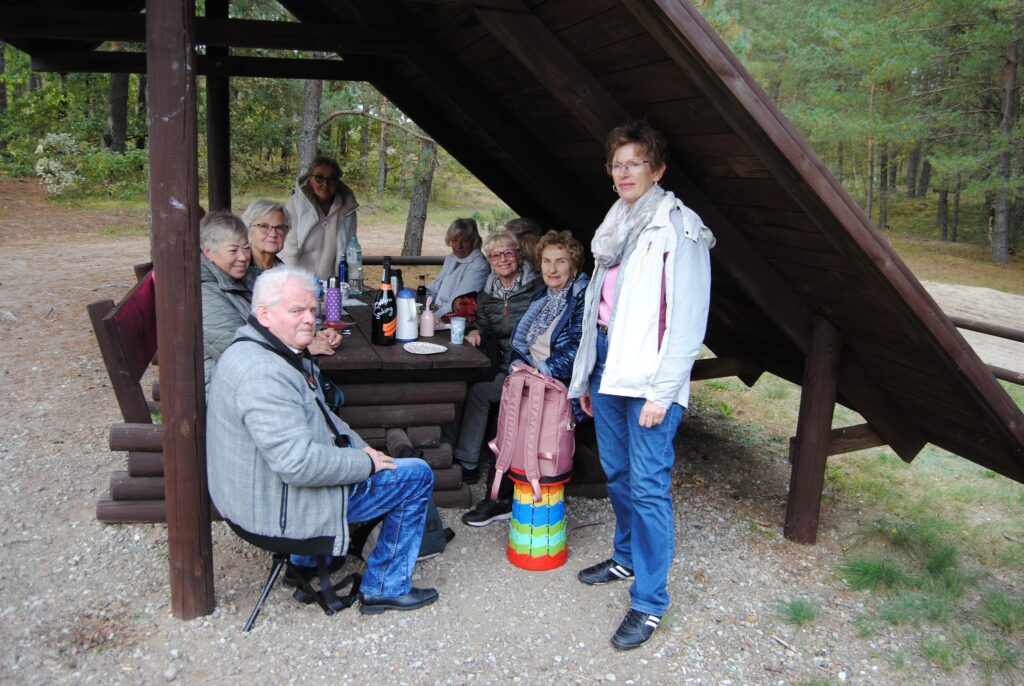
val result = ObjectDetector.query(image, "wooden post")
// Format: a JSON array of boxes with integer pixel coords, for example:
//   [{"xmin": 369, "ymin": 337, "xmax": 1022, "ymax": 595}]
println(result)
[
  {"xmin": 205, "ymin": 0, "xmax": 231, "ymax": 211},
  {"xmin": 146, "ymin": 0, "xmax": 215, "ymax": 618},
  {"xmin": 785, "ymin": 317, "xmax": 842, "ymax": 544}
]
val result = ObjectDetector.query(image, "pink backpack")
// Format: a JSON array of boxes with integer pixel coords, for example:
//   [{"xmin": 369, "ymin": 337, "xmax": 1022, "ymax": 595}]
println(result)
[{"xmin": 489, "ymin": 364, "xmax": 576, "ymax": 502}]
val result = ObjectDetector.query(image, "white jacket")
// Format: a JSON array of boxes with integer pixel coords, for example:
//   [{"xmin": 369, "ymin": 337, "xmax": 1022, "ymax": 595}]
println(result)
[
  {"xmin": 598, "ymin": 197, "xmax": 713, "ymax": 408},
  {"xmin": 281, "ymin": 180, "xmax": 359, "ymax": 280}
]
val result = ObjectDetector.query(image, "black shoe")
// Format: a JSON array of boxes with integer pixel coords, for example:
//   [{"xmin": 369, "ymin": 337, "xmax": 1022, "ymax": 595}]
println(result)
[
  {"xmin": 358, "ymin": 587, "xmax": 439, "ymax": 615},
  {"xmin": 611, "ymin": 609, "xmax": 661, "ymax": 650},
  {"xmin": 461, "ymin": 498, "xmax": 512, "ymax": 527},
  {"xmin": 578, "ymin": 559, "xmax": 635, "ymax": 585},
  {"xmin": 460, "ymin": 464, "xmax": 480, "ymax": 484}
]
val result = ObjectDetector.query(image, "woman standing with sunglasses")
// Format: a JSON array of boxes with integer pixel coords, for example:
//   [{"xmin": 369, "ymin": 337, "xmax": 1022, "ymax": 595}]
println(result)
[{"xmin": 281, "ymin": 155, "xmax": 359, "ymax": 280}]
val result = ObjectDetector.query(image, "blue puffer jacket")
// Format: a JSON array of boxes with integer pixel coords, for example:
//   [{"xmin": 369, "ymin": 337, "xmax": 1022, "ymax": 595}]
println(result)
[{"xmin": 510, "ymin": 272, "xmax": 590, "ymax": 421}]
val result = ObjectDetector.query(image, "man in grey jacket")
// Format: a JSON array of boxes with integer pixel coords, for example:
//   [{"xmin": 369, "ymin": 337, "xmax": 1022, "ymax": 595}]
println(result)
[{"xmin": 207, "ymin": 266, "xmax": 438, "ymax": 614}]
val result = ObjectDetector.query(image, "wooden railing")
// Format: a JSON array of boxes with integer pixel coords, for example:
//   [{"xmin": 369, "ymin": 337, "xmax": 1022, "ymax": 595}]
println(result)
[
  {"xmin": 363, "ymin": 255, "xmax": 446, "ymax": 266},
  {"xmin": 949, "ymin": 315, "xmax": 1024, "ymax": 386}
]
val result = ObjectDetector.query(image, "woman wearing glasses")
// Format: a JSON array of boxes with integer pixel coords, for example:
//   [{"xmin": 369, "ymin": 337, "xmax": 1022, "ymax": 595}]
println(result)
[
  {"xmin": 242, "ymin": 199, "xmax": 289, "ymax": 274},
  {"xmin": 281, "ymin": 155, "xmax": 359, "ymax": 280},
  {"xmin": 568, "ymin": 121, "xmax": 715, "ymax": 650},
  {"xmin": 453, "ymin": 231, "xmax": 542, "ymax": 480},
  {"xmin": 460, "ymin": 230, "xmax": 589, "ymax": 526}
]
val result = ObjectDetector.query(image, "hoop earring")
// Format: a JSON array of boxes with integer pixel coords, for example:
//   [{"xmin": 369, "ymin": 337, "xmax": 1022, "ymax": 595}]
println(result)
[{"xmin": 611, "ymin": 184, "xmax": 618, "ymax": 193}]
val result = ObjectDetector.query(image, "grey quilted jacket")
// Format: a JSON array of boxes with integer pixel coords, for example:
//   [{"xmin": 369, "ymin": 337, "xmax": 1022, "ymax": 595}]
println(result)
[
  {"xmin": 206, "ymin": 321, "xmax": 372, "ymax": 556},
  {"xmin": 200, "ymin": 254, "xmax": 256, "ymax": 391}
]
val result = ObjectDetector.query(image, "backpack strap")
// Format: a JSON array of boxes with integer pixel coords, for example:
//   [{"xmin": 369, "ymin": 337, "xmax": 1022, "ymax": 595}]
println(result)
[
  {"xmin": 489, "ymin": 371, "xmax": 527, "ymax": 502},
  {"xmin": 521, "ymin": 374, "xmax": 547, "ymax": 502}
]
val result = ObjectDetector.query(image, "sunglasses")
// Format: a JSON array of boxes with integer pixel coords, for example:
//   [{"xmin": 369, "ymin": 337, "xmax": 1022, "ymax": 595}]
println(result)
[{"xmin": 311, "ymin": 173, "xmax": 339, "ymax": 184}]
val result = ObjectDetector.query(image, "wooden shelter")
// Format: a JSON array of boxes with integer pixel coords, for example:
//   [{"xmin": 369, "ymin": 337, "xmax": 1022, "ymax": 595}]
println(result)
[{"xmin": 4, "ymin": 0, "xmax": 1023, "ymax": 620}]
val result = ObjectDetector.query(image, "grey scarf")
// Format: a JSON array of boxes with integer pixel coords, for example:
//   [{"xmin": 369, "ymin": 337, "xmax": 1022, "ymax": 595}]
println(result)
[{"xmin": 568, "ymin": 184, "xmax": 670, "ymax": 398}]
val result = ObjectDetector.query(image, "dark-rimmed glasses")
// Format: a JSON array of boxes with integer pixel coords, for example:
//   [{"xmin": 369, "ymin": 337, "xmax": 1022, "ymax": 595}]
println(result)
[{"xmin": 251, "ymin": 223, "xmax": 289, "ymax": 234}]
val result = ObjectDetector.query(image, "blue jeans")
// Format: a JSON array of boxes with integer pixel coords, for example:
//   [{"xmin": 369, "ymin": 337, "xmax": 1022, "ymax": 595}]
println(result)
[
  {"xmin": 292, "ymin": 457, "xmax": 433, "ymax": 599},
  {"xmin": 590, "ymin": 330, "xmax": 683, "ymax": 617}
]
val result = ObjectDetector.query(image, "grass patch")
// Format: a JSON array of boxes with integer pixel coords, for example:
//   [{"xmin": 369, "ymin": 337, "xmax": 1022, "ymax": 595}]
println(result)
[
  {"xmin": 840, "ymin": 557, "xmax": 910, "ymax": 592},
  {"xmin": 982, "ymin": 590, "xmax": 1024, "ymax": 633},
  {"xmin": 778, "ymin": 597, "xmax": 819, "ymax": 626},
  {"xmin": 920, "ymin": 635, "xmax": 966, "ymax": 671},
  {"xmin": 101, "ymin": 223, "xmax": 148, "ymax": 237}
]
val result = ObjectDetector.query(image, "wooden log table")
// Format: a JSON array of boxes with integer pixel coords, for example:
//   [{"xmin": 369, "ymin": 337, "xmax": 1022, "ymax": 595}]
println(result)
[{"xmin": 317, "ymin": 301, "xmax": 490, "ymax": 508}]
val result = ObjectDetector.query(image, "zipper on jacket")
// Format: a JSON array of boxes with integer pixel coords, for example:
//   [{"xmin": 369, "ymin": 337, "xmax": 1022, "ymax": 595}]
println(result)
[{"xmin": 279, "ymin": 483, "xmax": 289, "ymax": 533}]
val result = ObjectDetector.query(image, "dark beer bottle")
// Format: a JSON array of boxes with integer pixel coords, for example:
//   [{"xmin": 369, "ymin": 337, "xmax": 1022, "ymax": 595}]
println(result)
[{"xmin": 371, "ymin": 257, "xmax": 397, "ymax": 346}]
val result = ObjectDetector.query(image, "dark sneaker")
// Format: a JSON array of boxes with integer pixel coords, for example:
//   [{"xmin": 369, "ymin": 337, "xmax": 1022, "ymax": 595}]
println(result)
[
  {"xmin": 461, "ymin": 498, "xmax": 512, "ymax": 527},
  {"xmin": 611, "ymin": 609, "xmax": 661, "ymax": 650},
  {"xmin": 460, "ymin": 464, "xmax": 481, "ymax": 484},
  {"xmin": 359, "ymin": 587, "xmax": 439, "ymax": 615},
  {"xmin": 578, "ymin": 559, "xmax": 635, "ymax": 585}
]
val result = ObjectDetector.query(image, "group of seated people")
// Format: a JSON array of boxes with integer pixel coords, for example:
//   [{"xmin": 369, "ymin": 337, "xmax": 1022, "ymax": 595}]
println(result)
[{"xmin": 204, "ymin": 120, "xmax": 715, "ymax": 651}]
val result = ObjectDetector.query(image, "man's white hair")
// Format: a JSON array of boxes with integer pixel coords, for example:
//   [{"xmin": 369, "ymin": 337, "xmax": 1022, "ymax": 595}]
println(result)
[{"xmin": 251, "ymin": 266, "xmax": 317, "ymax": 314}]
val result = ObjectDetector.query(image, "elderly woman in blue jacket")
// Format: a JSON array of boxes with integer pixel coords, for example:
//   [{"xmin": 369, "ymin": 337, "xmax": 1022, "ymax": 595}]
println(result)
[{"xmin": 460, "ymin": 230, "xmax": 590, "ymax": 527}]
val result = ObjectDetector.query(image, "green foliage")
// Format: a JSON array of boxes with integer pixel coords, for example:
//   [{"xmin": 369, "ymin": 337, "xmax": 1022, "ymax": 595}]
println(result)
[
  {"xmin": 778, "ymin": 597, "xmax": 819, "ymax": 626},
  {"xmin": 920, "ymin": 635, "xmax": 966, "ymax": 671},
  {"xmin": 841, "ymin": 557, "xmax": 910, "ymax": 592},
  {"xmin": 470, "ymin": 206, "xmax": 516, "ymax": 234},
  {"xmin": 982, "ymin": 590, "xmax": 1024, "ymax": 633}
]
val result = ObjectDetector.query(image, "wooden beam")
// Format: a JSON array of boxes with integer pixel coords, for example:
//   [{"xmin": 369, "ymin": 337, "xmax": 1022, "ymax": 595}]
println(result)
[
  {"xmin": 406, "ymin": 0, "xmax": 526, "ymax": 10},
  {"xmin": 787, "ymin": 423, "xmax": 886, "ymax": 460},
  {"xmin": 1, "ymin": 9, "xmax": 420, "ymax": 55},
  {"xmin": 30, "ymin": 50, "xmax": 380, "ymax": 80},
  {"xmin": 837, "ymin": 354, "xmax": 926, "ymax": 462},
  {"xmin": 146, "ymin": 0, "xmax": 214, "ymax": 620},
  {"xmin": 691, "ymin": 355, "xmax": 762, "ymax": 381},
  {"xmin": 949, "ymin": 314, "xmax": 1024, "ymax": 344},
  {"xmin": 205, "ymin": 0, "xmax": 231, "ymax": 212},
  {"xmin": 785, "ymin": 317, "xmax": 842, "ymax": 544}
]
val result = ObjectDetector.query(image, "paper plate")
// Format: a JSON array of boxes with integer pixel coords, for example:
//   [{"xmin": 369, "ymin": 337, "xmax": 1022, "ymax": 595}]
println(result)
[{"xmin": 403, "ymin": 341, "xmax": 448, "ymax": 355}]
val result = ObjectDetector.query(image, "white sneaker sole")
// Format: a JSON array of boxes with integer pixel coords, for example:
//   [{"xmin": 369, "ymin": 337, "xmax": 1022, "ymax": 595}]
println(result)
[{"xmin": 462, "ymin": 511, "xmax": 512, "ymax": 527}]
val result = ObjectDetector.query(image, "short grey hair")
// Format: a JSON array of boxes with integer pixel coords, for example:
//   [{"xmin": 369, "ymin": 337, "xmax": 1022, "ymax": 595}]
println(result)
[
  {"xmin": 200, "ymin": 210, "xmax": 247, "ymax": 252},
  {"xmin": 252, "ymin": 266, "xmax": 317, "ymax": 314},
  {"xmin": 241, "ymin": 199, "xmax": 287, "ymax": 234},
  {"xmin": 445, "ymin": 217, "xmax": 482, "ymax": 249},
  {"xmin": 480, "ymin": 230, "xmax": 519, "ymax": 257}
]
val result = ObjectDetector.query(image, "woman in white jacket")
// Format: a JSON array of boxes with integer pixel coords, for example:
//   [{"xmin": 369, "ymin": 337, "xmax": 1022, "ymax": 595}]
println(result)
[
  {"xmin": 569, "ymin": 121, "xmax": 715, "ymax": 651},
  {"xmin": 427, "ymin": 217, "xmax": 490, "ymax": 317},
  {"xmin": 281, "ymin": 156, "xmax": 359, "ymax": 281}
]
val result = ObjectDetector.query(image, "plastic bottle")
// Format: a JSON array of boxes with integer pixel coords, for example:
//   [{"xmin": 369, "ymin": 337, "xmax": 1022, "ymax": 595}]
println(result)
[
  {"xmin": 346, "ymin": 234, "xmax": 363, "ymax": 296},
  {"xmin": 419, "ymin": 295, "xmax": 436, "ymax": 338}
]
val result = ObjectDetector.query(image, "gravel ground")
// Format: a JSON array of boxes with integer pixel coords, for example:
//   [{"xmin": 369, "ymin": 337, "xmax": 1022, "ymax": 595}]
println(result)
[{"xmin": 1, "ymin": 178, "xmax": 1019, "ymax": 685}]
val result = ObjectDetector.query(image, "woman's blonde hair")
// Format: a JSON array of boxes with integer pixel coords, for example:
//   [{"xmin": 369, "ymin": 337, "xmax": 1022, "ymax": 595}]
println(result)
[{"xmin": 445, "ymin": 217, "xmax": 482, "ymax": 249}]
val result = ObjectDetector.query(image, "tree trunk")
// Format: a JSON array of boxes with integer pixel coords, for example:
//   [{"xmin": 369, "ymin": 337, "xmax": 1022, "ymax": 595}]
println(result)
[
  {"xmin": 134, "ymin": 74, "xmax": 147, "ymax": 149},
  {"xmin": 951, "ymin": 174, "xmax": 961, "ymax": 243},
  {"xmin": 403, "ymin": 140, "xmax": 437, "ymax": 256},
  {"xmin": 296, "ymin": 78, "xmax": 323, "ymax": 182},
  {"xmin": 104, "ymin": 73, "xmax": 130, "ymax": 153},
  {"xmin": 918, "ymin": 159, "xmax": 932, "ymax": 197},
  {"xmin": 377, "ymin": 98, "xmax": 389, "ymax": 194},
  {"xmin": 877, "ymin": 145, "xmax": 889, "ymax": 228},
  {"xmin": 359, "ymin": 116, "xmax": 370, "ymax": 184},
  {"xmin": 937, "ymin": 187, "xmax": 949, "ymax": 241},
  {"xmin": 399, "ymin": 131, "xmax": 411, "ymax": 197},
  {"xmin": 888, "ymin": 151, "xmax": 898, "ymax": 192},
  {"xmin": 906, "ymin": 142, "xmax": 921, "ymax": 197},
  {"xmin": 866, "ymin": 84, "xmax": 875, "ymax": 217},
  {"xmin": 992, "ymin": 14, "xmax": 1020, "ymax": 264}
]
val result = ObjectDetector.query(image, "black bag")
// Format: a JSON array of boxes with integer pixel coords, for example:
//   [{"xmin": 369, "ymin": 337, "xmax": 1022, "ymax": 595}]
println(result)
[{"xmin": 350, "ymin": 496, "xmax": 453, "ymax": 562}]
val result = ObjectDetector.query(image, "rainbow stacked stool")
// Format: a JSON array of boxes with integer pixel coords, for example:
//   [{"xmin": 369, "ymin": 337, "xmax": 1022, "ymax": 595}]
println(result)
[{"xmin": 507, "ymin": 480, "xmax": 568, "ymax": 570}]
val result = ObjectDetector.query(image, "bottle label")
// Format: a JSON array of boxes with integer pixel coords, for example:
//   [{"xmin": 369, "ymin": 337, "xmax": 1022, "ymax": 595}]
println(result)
[{"xmin": 372, "ymin": 301, "xmax": 395, "ymax": 320}]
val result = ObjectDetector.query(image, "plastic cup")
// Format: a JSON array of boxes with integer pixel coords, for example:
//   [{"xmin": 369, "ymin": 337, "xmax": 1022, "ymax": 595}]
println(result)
[{"xmin": 450, "ymin": 317, "xmax": 466, "ymax": 344}]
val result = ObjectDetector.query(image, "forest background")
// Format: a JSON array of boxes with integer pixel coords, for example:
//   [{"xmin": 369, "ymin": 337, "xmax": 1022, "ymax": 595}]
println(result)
[{"xmin": 1, "ymin": 0, "xmax": 1023, "ymax": 264}]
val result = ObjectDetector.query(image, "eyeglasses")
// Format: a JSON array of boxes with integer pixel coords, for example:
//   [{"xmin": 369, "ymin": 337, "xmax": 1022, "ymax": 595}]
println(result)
[
  {"xmin": 488, "ymin": 248, "xmax": 519, "ymax": 263},
  {"xmin": 311, "ymin": 173, "xmax": 339, "ymax": 184},
  {"xmin": 251, "ymin": 223, "xmax": 289, "ymax": 234},
  {"xmin": 605, "ymin": 159, "xmax": 651, "ymax": 175}
]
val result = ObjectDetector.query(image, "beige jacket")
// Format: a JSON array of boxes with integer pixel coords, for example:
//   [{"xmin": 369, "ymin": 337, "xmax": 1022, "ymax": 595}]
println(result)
[{"xmin": 281, "ymin": 178, "xmax": 359, "ymax": 280}]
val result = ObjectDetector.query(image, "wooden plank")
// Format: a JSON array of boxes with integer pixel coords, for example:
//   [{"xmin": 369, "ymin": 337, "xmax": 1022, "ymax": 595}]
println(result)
[
  {"xmin": 97, "ymin": 496, "xmax": 167, "ymax": 523},
  {"xmin": 747, "ymin": 225, "xmax": 838, "ymax": 252},
  {"xmin": 30, "ymin": 51, "xmax": 382, "ymax": 80},
  {"xmin": 88, "ymin": 299, "xmax": 152, "ymax": 424},
  {"xmin": 422, "ymin": 444, "xmax": 453, "ymax": 469},
  {"xmin": 686, "ymin": 155, "xmax": 774, "ymax": 180},
  {"xmin": 760, "ymin": 243, "xmax": 859, "ymax": 275},
  {"xmin": 432, "ymin": 465, "xmax": 463, "ymax": 491},
  {"xmin": 948, "ymin": 315, "xmax": 1024, "ymax": 344},
  {"xmin": 336, "ymin": 403, "xmax": 457, "ymax": 429},
  {"xmin": 111, "ymin": 471, "xmax": 165, "ymax": 500},
  {"xmin": 827, "ymin": 424, "xmax": 885, "ymax": 456},
  {"xmin": 432, "ymin": 484, "xmax": 473, "ymax": 508},
  {"xmin": 336, "ymin": 381, "xmax": 466, "ymax": 406},
  {"xmin": 699, "ymin": 178, "xmax": 803, "ymax": 212},
  {"xmin": 785, "ymin": 317, "xmax": 842, "ymax": 544},
  {"xmin": 110, "ymin": 422, "xmax": 163, "ymax": 452},
  {"xmin": 128, "ymin": 451, "xmax": 164, "ymax": 477},
  {"xmin": 638, "ymin": 98, "xmax": 736, "ymax": 136},
  {"xmin": 147, "ymin": 0, "xmax": 214, "ymax": 621},
  {"xmin": 2, "ymin": 9, "xmax": 421, "ymax": 55},
  {"xmin": 691, "ymin": 355, "xmax": 762, "ymax": 381},
  {"xmin": 668, "ymin": 132, "xmax": 752, "ymax": 157}
]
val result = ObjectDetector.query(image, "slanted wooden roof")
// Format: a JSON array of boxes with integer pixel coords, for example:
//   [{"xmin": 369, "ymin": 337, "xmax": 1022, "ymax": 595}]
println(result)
[{"xmin": 5, "ymin": 0, "xmax": 1023, "ymax": 480}]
